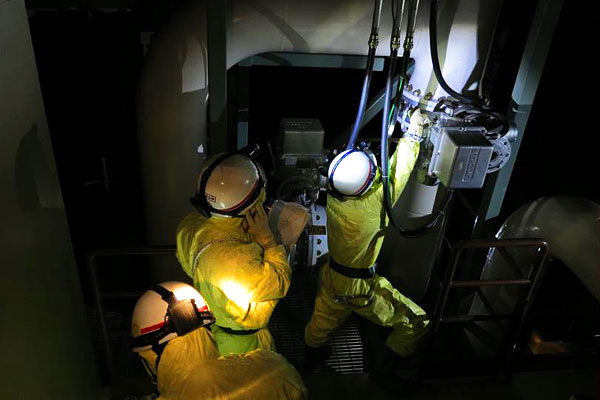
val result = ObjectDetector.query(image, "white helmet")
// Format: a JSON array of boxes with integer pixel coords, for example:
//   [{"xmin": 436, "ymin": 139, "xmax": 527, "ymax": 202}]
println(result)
[
  {"xmin": 131, "ymin": 281, "xmax": 214, "ymax": 353},
  {"xmin": 328, "ymin": 149, "xmax": 378, "ymax": 197},
  {"xmin": 191, "ymin": 152, "xmax": 266, "ymax": 217}
]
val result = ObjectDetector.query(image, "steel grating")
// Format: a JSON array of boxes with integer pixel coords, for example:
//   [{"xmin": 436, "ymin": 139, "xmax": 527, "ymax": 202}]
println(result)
[{"xmin": 269, "ymin": 269, "xmax": 367, "ymax": 374}]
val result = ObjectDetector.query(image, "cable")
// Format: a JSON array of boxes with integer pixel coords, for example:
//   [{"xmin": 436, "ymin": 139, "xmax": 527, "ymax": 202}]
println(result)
[
  {"xmin": 346, "ymin": 0, "xmax": 384, "ymax": 150},
  {"xmin": 388, "ymin": 0, "xmax": 420, "ymax": 136},
  {"xmin": 429, "ymin": 0, "xmax": 480, "ymax": 105},
  {"xmin": 381, "ymin": 0, "xmax": 453, "ymax": 238}
]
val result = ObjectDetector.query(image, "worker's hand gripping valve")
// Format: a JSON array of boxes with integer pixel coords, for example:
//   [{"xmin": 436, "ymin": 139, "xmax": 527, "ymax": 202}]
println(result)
[{"xmin": 404, "ymin": 108, "xmax": 425, "ymax": 143}]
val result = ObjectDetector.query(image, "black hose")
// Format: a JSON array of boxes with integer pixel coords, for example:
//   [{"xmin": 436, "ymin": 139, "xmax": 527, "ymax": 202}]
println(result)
[
  {"xmin": 380, "ymin": 50, "xmax": 399, "ymax": 224},
  {"xmin": 389, "ymin": 0, "xmax": 418, "ymax": 135},
  {"xmin": 429, "ymin": 0, "xmax": 480, "ymax": 105},
  {"xmin": 370, "ymin": 0, "xmax": 383, "ymax": 33},
  {"xmin": 382, "ymin": 0, "xmax": 453, "ymax": 239}
]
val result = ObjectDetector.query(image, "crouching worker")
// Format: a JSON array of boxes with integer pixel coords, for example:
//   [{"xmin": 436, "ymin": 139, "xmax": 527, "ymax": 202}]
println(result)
[{"xmin": 131, "ymin": 281, "xmax": 307, "ymax": 400}]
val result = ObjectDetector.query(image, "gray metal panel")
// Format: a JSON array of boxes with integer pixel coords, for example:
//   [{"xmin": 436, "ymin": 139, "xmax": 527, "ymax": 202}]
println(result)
[
  {"xmin": 435, "ymin": 130, "xmax": 493, "ymax": 189},
  {"xmin": 238, "ymin": 52, "xmax": 385, "ymax": 71},
  {"xmin": 475, "ymin": 0, "xmax": 563, "ymax": 228},
  {"xmin": 281, "ymin": 118, "xmax": 325, "ymax": 155}
]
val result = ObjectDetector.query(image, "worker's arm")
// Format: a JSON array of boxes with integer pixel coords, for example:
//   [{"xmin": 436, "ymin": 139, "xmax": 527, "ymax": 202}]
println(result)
[
  {"xmin": 248, "ymin": 243, "xmax": 292, "ymax": 302},
  {"xmin": 175, "ymin": 214, "xmax": 207, "ymax": 278},
  {"xmin": 220, "ymin": 203, "xmax": 292, "ymax": 303},
  {"xmin": 389, "ymin": 109, "xmax": 424, "ymax": 204}
]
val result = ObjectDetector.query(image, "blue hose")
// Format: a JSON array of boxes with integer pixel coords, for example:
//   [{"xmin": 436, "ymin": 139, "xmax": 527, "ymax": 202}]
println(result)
[{"xmin": 346, "ymin": 47, "xmax": 377, "ymax": 150}]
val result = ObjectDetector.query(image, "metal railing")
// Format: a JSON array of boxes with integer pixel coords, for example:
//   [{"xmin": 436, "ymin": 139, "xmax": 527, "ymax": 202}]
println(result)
[
  {"xmin": 428, "ymin": 238, "xmax": 550, "ymax": 377},
  {"xmin": 87, "ymin": 246, "xmax": 176, "ymax": 381}
]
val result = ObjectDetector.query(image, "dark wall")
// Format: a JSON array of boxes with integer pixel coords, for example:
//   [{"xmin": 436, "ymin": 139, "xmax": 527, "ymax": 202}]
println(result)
[
  {"xmin": 502, "ymin": 0, "xmax": 600, "ymax": 216},
  {"xmin": 28, "ymin": 10, "xmax": 150, "ymax": 298}
]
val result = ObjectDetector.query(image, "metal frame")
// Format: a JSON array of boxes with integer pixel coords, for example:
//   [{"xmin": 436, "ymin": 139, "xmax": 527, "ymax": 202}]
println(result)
[
  {"xmin": 235, "ymin": 53, "xmax": 411, "ymax": 151},
  {"xmin": 473, "ymin": 0, "xmax": 564, "ymax": 236},
  {"xmin": 207, "ymin": 0, "xmax": 229, "ymax": 155},
  {"xmin": 427, "ymin": 238, "xmax": 550, "ymax": 377},
  {"xmin": 87, "ymin": 246, "xmax": 176, "ymax": 381}
]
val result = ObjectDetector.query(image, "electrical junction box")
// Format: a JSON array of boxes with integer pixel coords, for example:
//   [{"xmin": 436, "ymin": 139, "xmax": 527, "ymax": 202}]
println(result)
[{"xmin": 430, "ymin": 127, "xmax": 493, "ymax": 189}]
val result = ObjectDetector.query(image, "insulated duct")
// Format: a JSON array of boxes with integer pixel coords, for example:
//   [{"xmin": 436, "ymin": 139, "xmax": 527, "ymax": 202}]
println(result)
[
  {"xmin": 466, "ymin": 197, "xmax": 600, "ymax": 356},
  {"xmin": 137, "ymin": 0, "xmax": 502, "ymax": 252},
  {"xmin": 476, "ymin": 197, "xmax": 600, "ymax": 305}
]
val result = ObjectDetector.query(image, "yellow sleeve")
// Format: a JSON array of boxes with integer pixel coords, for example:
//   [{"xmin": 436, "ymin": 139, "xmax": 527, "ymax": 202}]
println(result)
[
  {"xmin": 220, "ymin": 243, "xmax": 292, "ymax": 303},
  {"xmin": 175, "ymin": 214, "xmax": 207, "ymax": 278},
  {"xmin": 388, "ymin": 137, "xmax": 419, "ymax": 204}
]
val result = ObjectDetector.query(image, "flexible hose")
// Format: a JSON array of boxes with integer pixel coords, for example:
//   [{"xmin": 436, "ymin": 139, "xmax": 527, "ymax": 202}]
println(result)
[
  {"xmin": 429, "ymin": 0, "xmax": 480, "ymax": 105},
  {"xmin": 346, "ymin": 0, "xmax": 383, "ymax": 150},
  {"xmin": 429, "ymin": 0, "xmax": 510, "ymax": 137},
  {"xmin": 389, "ymin": 0, "xmax": 419, "ymax": 135},
  {"xmin": 382, "ymin": 0, "xmax": 452, "ymax": 238},
  {"xmin": 347, "ymin": 47, "xmax": 377, "ymax": 150}
]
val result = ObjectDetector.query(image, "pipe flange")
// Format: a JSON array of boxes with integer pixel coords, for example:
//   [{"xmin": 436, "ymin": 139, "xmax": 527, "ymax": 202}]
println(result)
[{"xmin": 487, "ymin": 136, "xmax": 511, "ymax": 173}]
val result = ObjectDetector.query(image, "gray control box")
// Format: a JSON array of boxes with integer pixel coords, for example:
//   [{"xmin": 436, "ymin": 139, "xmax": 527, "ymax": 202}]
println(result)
[
  {"xmin": 280, "ymin": 118, "xmax": 324, "ymax": 156},
  {"xmin": 431, "ymin": 128, "xmax": 493, "ymax": 189}
]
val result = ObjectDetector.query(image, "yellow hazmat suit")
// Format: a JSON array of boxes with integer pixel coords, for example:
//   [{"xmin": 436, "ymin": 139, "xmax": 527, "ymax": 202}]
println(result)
[
  {"xmin": 138, "ymin": 328, "xmax": 307, "ymax": 400},
  {"xmin": 305, "ymin": 111, "xmax": 430, "ymax": 356},
  {"xmin": 176, "ymin": 203, "xmax": 292, "ymax": 356}
]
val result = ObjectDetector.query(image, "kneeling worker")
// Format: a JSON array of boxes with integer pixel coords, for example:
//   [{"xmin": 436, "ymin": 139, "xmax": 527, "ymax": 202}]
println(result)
[{"xmin": 132, "ymin": 281, "xmax": 307, "ymax": 399}]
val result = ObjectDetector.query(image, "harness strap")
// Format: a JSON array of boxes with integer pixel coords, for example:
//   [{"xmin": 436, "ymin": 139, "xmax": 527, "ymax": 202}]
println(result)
[
  {"xmin": 216, "ymin": 325, "xmax": 260, "ymax": 336},
  {"xmin": 329, "ymin": 258, "xmax": 376, "ymax": 279}
]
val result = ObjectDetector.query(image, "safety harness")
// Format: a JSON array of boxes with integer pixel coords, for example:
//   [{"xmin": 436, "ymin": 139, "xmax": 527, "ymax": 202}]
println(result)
[{"xmin": 329, "ymin": 258, "xmax": 376, "ymax": 309}]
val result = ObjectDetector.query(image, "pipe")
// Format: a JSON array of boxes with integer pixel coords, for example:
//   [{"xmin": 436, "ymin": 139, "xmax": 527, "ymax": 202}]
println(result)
[{"xmin": 137, "ymin": 0, "xmax": 503, "ymax": 248}]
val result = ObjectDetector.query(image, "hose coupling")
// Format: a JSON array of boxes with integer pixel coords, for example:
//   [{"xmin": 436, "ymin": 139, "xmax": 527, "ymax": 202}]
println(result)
[
  {"xmin": 391, "ymin": 36, "xmax": 401, "ymax": 51},
  {"xmin": 368, "ymin": 33, "xmax": 379, "ymax": 48},
  {"xmin": 403, "ymin": 36, "xmax": 414, "ymax": 52}
]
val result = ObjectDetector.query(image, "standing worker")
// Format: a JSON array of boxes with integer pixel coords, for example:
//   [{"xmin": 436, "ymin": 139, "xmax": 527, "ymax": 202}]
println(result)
[
  {"xmin": 304, "ymin": 109, "xmax": 430, "ymax": 372},
  {"xmin": 176, "ymin": 151, "xmax": 291, "ymax": 356},
  {"xmin": 131, "ymin": 281, "xmax": 307, "ymax": 399}
]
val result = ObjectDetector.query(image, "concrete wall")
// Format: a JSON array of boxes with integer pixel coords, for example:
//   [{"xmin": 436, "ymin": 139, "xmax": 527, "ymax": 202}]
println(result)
[{"xmin": 0, "ymin": 1, "xmax": 104, "ymax": 398}]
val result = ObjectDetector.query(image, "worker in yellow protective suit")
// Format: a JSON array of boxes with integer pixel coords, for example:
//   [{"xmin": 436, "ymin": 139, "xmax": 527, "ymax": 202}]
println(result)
[
  {"xmin": 132, "ymin": 281, "xmax": 307, "ymax": 400},
  {"xmin": 304, "ymin": 109, "xmax": 430, "ymax": 370},
  {"xmin": 177, "ymin": 152, "xmax": 292, "ymax": 356}
]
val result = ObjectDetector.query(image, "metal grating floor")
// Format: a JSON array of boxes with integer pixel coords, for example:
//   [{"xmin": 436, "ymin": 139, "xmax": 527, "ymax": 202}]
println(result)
[{"xmin": 269, "ymin": 268, "xmax": 367, "ymax": 375}]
